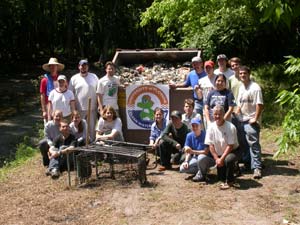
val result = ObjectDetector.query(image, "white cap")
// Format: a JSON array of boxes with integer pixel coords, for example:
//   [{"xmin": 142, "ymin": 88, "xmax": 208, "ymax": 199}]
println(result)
[
  {"xmin": 191, "ymin": 56, "xmax": 202, "ymax": 63},
  {"xmin": 57, "ymin": 75, "xmax": 67, "ymax": 81}
]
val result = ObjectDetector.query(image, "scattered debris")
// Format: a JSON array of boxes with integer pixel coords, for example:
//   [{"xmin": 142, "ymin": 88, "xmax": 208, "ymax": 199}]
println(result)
[{"xmin": 117, "ymin": 63, "xmax": 191, "ymax": 85}]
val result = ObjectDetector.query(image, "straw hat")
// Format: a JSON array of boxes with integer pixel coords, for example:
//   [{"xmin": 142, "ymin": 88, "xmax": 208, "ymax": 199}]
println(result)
[{"xmin": 42, "ymin": 58, "xmax": 65, "ymax": 72}]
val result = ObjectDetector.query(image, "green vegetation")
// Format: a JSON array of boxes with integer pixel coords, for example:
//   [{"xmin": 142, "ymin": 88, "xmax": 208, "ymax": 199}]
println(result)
[
  {"xmin": 0, "ymin": 136, "xmax": 39, "ymax": 181},
  {"xmin": 275, "ymin": 56, "xmax": 300, "ymax": 157},
  {"xmin": 141, "ymin": 0, "xmax": 300, "ymax": 62}
]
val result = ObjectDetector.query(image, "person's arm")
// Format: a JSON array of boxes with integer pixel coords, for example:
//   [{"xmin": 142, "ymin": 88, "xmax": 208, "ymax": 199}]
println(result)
[
  {"xmin": 70, "ymin": 100, "xmax": 76, "ymax": 113},
  {"xmin": 97, "ymin": 129, "xmax": 119, "ymax": 140},
  {"xmin": 204, "ymin": 105, "xmax": 211, "ymax": 124},
  {"xmin": 224, "ymin": 106, "xmax": 234, "ymax": 121},
  {"xmin": 97, "ymin": 93, "xmax": 104, "ymax": 113},
  {"xmin": 60, "ymin": 145, "xmax": 75, "ymax": 154},
  {"xmin": 41, "ymin": 94, "xmax": 47, "ymax": 120},
  {"xmin": 218, "ymin": 144, "xmax": 234, "ymax": 166},
  {"xmin": 209, "ymin": 144, "xmax": 220, "ymax": 164},
  {"xmin": 47, "ymin": 101, "xmax": 52, "ymax": 121},
  {"xmin": 249, "ymin": 104, "xmax": 264, "ymax": 124},
  {"xmin": 189, "ymin": 147, "xmax": 209, "ymax": 155}
]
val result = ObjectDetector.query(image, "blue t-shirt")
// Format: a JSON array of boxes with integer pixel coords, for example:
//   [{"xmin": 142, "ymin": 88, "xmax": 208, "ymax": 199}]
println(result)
[
  {"xmin": 184, "ymin": 130, "xmax": 207, "ymax": 151},
  {"xmin": 205, "ymin": 89, "xmax": 235, "ymax": 112},
  {"xmin": 184, "ymin": 70, "xmax": 207, "ymax": 101}
]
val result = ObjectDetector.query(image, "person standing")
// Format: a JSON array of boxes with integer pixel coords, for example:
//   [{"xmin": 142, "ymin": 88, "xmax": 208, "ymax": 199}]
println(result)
[
  {"xmin": 199, "ymin": 60, "xmax": 216, "ymax": 103},
  {"xmin": 170, "ymin": 56, "xmax": 207, "ymax": 116},
  {"xmin": 236, "ymin": 66, "xmax": 264, "ymax": 179},
  {"xmin": 228, "ymin": 57, "xmax": 242, "ymax": 100},
  {"xmin": 48, "ymin": 75, "xmax": 75, "ymax": 121},
  {"xmin": 69, "ymin": 59, "xmax": 99, "ymax": 141},
  {"xmin": 204, "ymin": 74, "xmax": 235, "ymax": 125},
  {"xmin": 214, "ymin": 54, "xmax": 234, "ymax": 79},
  {"xmin": 40, "ymin": 58, "xmax": 65, "ymax": 123},
  {"xmin": 97, "ymin": 61, "xmax": 120, "ymax": 114}
]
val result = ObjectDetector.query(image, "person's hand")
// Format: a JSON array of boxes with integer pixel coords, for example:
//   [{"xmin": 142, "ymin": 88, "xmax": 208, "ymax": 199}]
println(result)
[
  {"xmin": 169, "ymin": 82, "xmax": 176, "ymax": 89},
  {"xmin": 185, "ymin": 148, "xmax": 192, "ymax": 154},
  {"xmin": 42, "ymin": 111, "xmax": 47, "ymax": 120},
  {"xmin": 216, "ymin": 158, "xmax": 224, "ymax": 167},
  {"xmin": 182, "ymin": 161, "xmax": 189, "ymax": 169},
  {"xmin": 249, "ymin": 118, "xmax": 257, "ymax": 124},
  {"xmin": 151, "ymin": 143, "xmax": 157, "ymax": 150},
  {"xmin": 50, "ymin": 151, "xmax": 60, "ymax": 159},
  {"xmin": 175, "ymin": 143, "xmax": 181, "ymax": 150}
]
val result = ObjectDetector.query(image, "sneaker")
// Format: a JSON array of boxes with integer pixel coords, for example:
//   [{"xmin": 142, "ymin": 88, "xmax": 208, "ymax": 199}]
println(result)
[
  {"xmin": 45, "ymin": 168, "xmax": 51, "ymax": 176},
  {"xmin": 192, "ymin": 174, "xmax": 206, "ymax": 183},
  {"xmin": 184, "ymin": 174, "xmax": 195, "ymax": 180},
  {"xmin": 253, "ymin": 168, "xmax": 262, "ymax": 179},
  {"xmin": 51, "ymin": 168, "xmax": 60, "ymax": 179}
]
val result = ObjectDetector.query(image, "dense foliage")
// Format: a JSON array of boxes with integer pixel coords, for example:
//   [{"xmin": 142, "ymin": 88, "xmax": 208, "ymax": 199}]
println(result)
[
  {"xmin": 0, "ymin": 0, "xmax": 159, "ymax": 64},
  {"xmin": 141, "ymin": 0, "xmax": 300, "ymax": 62},
  {"xmin": 275, "ymin": 56, "xmax": 300, "ymax": 157}
]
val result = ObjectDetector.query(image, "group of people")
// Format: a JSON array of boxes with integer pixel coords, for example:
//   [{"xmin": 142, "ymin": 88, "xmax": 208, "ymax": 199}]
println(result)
[
  {"xmin": 38, "ymin": 54, "xmax": 264, "ymax": 190},
  {"xmin": 39, "ymin": 58, "xmax": 123, "ymax": 179},
  {"xmin": 153, "ymin": 54, "xmax": 263, "ymax": 189}
]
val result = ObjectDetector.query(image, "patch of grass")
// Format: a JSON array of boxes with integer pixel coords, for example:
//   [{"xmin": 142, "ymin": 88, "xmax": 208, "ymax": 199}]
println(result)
[{"xmin": 0, "ymin": 136, "xmax": 39, "ymax": 182}]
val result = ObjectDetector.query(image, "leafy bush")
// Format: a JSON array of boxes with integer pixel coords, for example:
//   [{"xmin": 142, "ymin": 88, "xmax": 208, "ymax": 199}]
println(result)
[
  {"xmin": 274, "ymin": 56, "xmax": 300, "ymax": 157},
  {"xmin": 252, "ymin": 64, "xmax": 286, "ymax": 126}
]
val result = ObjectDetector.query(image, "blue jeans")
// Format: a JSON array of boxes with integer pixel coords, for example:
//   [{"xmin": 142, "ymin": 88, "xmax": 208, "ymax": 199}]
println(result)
[
  {"xmin": 179, "ymin": 156, "xmax": 199, "ymax": 174},
  {"xmin": 194, "ymin": 100, "xmax": 203, "ymax": 117},
  {"xmin": 242, "ymin": 122, "xmax": 262, "ymax": 170}
]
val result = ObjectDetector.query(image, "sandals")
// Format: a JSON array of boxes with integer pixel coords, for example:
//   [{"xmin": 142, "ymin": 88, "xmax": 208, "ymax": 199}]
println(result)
[{"xmin": 219, "ymin": 182, "xmax": 231, "ymax": 190}]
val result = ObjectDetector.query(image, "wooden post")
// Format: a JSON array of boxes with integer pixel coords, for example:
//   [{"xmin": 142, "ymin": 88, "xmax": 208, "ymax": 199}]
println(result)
[{"xmin": 86, "ymin": 97, "xmax": 92, "ymax": 146}]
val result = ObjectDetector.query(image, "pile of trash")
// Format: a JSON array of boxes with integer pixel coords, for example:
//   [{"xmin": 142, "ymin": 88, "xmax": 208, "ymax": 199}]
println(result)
[{"xmin": 116, "ymin": 63, "xmax": 191, "ymax": 85}]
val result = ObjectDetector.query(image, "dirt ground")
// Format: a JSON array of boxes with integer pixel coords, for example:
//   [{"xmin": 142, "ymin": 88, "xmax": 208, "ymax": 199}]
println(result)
[
  {"xmin": 0, "ymin": 70, "xmax": 299, "ymax": 225},
  {"xmin": 0, "ymin": 132, "xmax": 299, "ymax": 225}
]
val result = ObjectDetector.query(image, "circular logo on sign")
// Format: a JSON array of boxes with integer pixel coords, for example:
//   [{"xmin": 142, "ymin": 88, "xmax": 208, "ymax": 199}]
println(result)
[{"xmin": 127, "ymin": 85, "xmax": 169, "ymax": 129}]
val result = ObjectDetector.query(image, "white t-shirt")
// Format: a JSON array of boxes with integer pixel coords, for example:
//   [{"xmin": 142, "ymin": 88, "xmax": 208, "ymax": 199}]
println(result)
[
  {"xmin": 69, "ymin": 73, "xmax": 99, "ymax": 111},
  {"xmin": 96, "ymin": 75, "xmax": 120, "ymax": 110},
  {"xmin": 205, "ymin": 121, "xmax": 239, "ymax": 156},
  {"xmin": 48, "ymin": 88, "xmax": 75, "ymax": 117},
  {"xmin": 96, "ymin": 117, "xmax": 124, "ymax": 141},
  {"xmin": 214, "ymin": 68, "xmax": 235, "ymax": 80},
  {"xmin": 237, "ymin": 81, "xmax": 263, "ymax": 122},
  {"xmin": 198, "ymin": 75, "xmax": 216, "ymax": 103}
]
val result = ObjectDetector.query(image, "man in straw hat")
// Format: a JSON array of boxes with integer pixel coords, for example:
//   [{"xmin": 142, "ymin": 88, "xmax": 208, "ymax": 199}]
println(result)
[{"xmin": 40, "ymin": 57, "xmax": 65, "ymax": 123}]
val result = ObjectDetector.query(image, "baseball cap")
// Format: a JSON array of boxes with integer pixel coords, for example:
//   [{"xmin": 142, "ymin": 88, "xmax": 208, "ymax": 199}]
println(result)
[
  {"xmin": 204, "ymin": 60, "xmax": 215, "ymax": 68},
  {"xmin": 79, "ymin": 59, "xmax": 88, "ymax": 65},
  {"xmin": 170, "ymin": 110, "xmax": 182, "ymax": 119},
  {"xmin": 191, "ymin": 118, "xmax": 202, "ymax": 125},
  {"xmin": 57, "ymin": 75, "xmax": 67, "ymax": 81},
  {"xmin": 217, "ymin": 54, "xmax": 228, "ymax": 60},
  {"xmin": 191, "ymin": 56, "xmax": 202, "ymax": 63}
]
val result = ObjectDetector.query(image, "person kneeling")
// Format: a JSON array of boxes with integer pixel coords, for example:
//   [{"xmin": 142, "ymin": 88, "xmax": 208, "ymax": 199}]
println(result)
[
  {"xmin": 48, "ymin": 119, "xmax": 76, "ymax": 179},
  {"xmin": 95, "ymin": 105, "xmax": 124, "ymax": 142},
  {"xmin": 204, "ymin": 105, "xmax": 242, "ymax": 189},
  {"xmin": 179, "ymin": 118, "xmax": 210, "ymax": 183}
]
